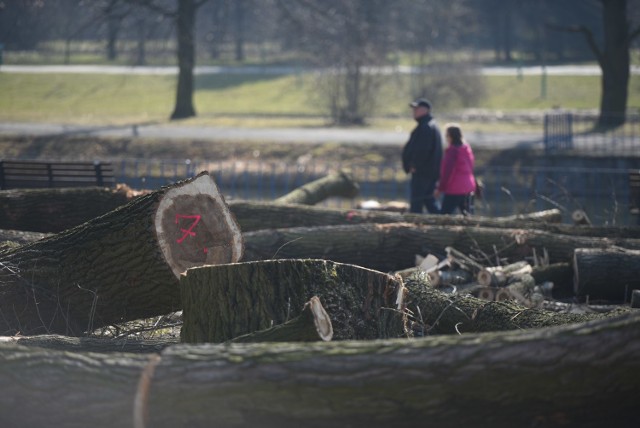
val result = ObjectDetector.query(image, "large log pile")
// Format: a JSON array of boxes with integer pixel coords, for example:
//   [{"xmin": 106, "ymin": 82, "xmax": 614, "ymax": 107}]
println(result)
[{"xmin": 1, "ymin": 171, "xmax": 639, "ymax": 427}]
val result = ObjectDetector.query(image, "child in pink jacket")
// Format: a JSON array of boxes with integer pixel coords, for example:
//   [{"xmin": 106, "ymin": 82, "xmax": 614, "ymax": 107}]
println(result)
[{"xmin": 435, "ymin": 124, "xmax": 476, "ymax": 215}]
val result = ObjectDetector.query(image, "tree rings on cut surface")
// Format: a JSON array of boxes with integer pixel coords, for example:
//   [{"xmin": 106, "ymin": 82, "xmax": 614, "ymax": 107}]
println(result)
[{"xmin": 155, "ymin": 172, "xmax": 243, "ymax": 278}]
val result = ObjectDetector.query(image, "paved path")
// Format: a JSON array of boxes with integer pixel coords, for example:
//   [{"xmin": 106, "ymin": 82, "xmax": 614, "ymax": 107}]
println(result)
[
  {"xmin": 1, "ymin": 64, "xmax": 639, "ymax": 76},
  {"xmin": 0, "ymin": 122, "xmax": 542, "ymax": 150}
]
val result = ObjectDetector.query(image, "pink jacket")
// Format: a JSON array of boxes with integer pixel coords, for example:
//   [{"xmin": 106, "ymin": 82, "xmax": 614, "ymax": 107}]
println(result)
[{"xmin": 438, "ymin": 143, "xmax": 476, "ymax": 195}]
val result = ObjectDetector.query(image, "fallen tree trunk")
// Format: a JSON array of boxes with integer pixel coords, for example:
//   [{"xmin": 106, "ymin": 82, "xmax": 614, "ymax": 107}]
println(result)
[
  {"xmin": 273, "ymin": 170, "xmax": 359, "ymax": 205},
  {"xmin": 230, "ymin": 201, "xmax": 566, "ymax": 232},
  {"xmin": 180, "ymin": 259, "xmax": 406, "ymax": 343},
  {"xmin": 573, "ymin": 247, "xmax": 640, "ymax": 302},
  {"xmin": 0, "ymin": 172, "xmax": 243, "ymax": 336},
  {"xmin": 1, "ymin": 312, "xmax": 639, "ymax": 428},
  {"xmin": 0, "ymin": 185, "xmax": 141, "ymax": 232},
  {"xmin": 242, "ymin": 223, "xmax": 640, "ymax": 273}
]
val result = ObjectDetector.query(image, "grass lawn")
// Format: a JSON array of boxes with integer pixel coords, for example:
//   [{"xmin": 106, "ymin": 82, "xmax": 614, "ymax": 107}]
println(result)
[{"xmin": 1, "ymin": 71, "xmax": 638, "ymax": 129}]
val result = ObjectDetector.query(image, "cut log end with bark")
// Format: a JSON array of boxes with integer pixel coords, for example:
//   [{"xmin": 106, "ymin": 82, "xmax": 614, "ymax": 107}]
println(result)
[
  {"xmin": 0, "ymin": 171, "xmax": 243, "ymax": 336},
  {"xmin": 155, "ymin": 173, "xmax": 244, "ymax": 278}
]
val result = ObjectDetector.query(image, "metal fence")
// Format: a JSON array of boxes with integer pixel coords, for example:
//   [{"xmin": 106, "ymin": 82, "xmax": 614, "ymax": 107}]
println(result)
[
  {"xmin": 114, "ymin": 158, "xmax": 639, "ymax": 226},
  {"xmin": 544, "ymin": 111, "xmax": 640, "ymax": 155}
]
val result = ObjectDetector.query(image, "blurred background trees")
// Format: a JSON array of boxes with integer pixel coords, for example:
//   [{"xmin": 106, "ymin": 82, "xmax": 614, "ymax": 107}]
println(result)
[{"xmin": 0, "ymin": 0, "xmax": 638, "ymax": 124}]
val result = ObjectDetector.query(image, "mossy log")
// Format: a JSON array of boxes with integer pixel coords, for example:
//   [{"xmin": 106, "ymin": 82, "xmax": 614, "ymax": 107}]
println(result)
[
  {"xmin": 230, "ymin": 200, "xmax": 567, "ymax": 232},
  {"xmin": 273, "ymin": 170, "xmax": 359, "ymax": 205},
  {"xmin": 1, "ymin": 312, "xmax": 639, "ymax": 428},
  {"xmin": 573, "ymin": 247, "xmax": 640, "ymax": 302},
  {"xmin": 0, "ymin": 185, "xmax": 137, "ymax": 233},
  {"xmin": 0, "ymin": 172, "xmax": 243, "ymax": 336},
  {"xmin": 242, "ymin": 223, "xmax": 640, "ymax": 273},
  {"xmin": 180, "ymin": 259, "xmax": 406, "ymax": 343}
]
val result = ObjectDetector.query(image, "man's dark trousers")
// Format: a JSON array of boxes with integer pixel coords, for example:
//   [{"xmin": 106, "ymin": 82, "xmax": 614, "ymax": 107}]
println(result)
[{"xmin": 409, "ymin": 174, "xmax": 439, "ymax": 214}]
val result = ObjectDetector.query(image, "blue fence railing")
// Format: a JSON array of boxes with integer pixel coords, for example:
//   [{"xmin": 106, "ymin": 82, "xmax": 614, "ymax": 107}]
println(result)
[
  {"xmin": 112, "ymin": 158, "xmax": 639, "ymax": 226},
  {"xmin": 544, "ymin": 111, "xmax": 640, "ymax": 155}
]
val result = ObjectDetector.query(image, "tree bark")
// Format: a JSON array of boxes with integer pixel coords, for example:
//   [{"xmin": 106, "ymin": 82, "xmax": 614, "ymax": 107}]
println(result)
[
  {"xmin": 0, "ymin": 185, "xmax": 137, "ymax": 233},
  {"xmin": 573, "ymin": 247, "xmax": 640, "ymax": 301},
  {"xmin": 242, "ymin": 223, "xmax": 640, "ymax": 273},
  {"xmin": 273, "ymin": 170, "xmax": 359, "ymax": 205},
  {"xmin": 1, "ymin": 312, "xmax": 639, "ymax": 428},
  {"xmin": 0, "ymin": 172, "xmax": 243, "ymax": 336},
  {"xmin": 0, "ymin": 334, "xmax": 176, "ymax": 353},
  {"xmin": 0, "ymin": 229, "xmax": 50, "ymax": 246},
  {"xmin": 170, "ymin": 0, "xmax": 197, "ymax": 120},
  {"xmin": 229, "ymin": 296, "xmax": 333, "ymax": 343},
  {"xmin": 180, "ymin": 259, "xmax": 406, "ymax": 343}
]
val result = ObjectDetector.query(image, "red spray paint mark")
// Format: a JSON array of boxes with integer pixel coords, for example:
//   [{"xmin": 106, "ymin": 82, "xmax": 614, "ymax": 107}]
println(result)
[{"xmin": 175, "ymin": 214, "xmax": 201, "ymax": 244}]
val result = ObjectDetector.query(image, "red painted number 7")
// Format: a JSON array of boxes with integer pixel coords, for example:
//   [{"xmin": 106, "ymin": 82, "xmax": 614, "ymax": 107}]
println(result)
[{"xmin": 175, "ymin": 214, "xmax": 201, "ymax": 244}]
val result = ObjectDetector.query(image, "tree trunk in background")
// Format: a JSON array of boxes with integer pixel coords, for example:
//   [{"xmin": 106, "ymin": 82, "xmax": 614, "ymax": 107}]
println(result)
[
  {"xmin": 180, "ymin": 259, "xmax": 406, "ymax": 343},
  {"xmin": 1, "ymin": 312, "xmax": 639, "ymax": 428},
  {"xmin": 242, "ymin": 223, "xmax": 640, "ymax": 273},
  {"xmin": 0, "ymin": 173, "xmax": 242, "ymax": 336},
  {"xmin": 170, "ymin": 0, "xmax": 197, "ymax": 120},
  {"xmin": 0, "ymin": 186, "xmax": 135, "ymax": 233},
  {"xmin": 597, "ymin": 0, "xmax": 630, "ymax": 127}
]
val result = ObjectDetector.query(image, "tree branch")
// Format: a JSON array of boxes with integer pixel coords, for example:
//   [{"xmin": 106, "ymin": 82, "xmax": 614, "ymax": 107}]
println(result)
[
  {"xmin": 546, "ymin": 22, "xmax": 604, "ymax": 66},
  {"xmin": 124, "ymin": 0, "xmax": 176, "ymax": 18}
]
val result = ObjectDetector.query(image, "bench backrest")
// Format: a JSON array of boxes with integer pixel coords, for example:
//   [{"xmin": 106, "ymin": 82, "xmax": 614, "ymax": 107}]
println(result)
[{"xmin": 0, "ymin": 160, "xmax": 115, "ymax": 190}]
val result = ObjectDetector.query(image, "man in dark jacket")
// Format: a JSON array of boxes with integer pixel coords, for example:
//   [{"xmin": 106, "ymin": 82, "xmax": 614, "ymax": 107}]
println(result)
[{"xmin": 402, "ymin": 98, "xmax": 443, "ymax": 213}]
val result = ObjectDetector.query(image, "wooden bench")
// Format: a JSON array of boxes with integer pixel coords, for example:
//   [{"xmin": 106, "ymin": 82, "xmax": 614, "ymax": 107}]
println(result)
[{"xmin": 0, "ymin": 160, "xmax": 115, "ymax": 190}]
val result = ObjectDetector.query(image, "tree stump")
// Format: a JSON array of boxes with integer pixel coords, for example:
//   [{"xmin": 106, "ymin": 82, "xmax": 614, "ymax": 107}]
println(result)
[
  {"xmin": 0, "ymin": 172, "xmax": 243, "ymax": 336},
  {"xmin": 180, "ymin": 259, "xmax": 406, "ymax": 343}
]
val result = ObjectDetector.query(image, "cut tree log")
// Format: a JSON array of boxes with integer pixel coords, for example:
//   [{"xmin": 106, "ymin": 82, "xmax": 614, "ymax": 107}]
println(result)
[
  {"xmin": 1, "ymin": 312, "xmax": 639, "ymax": 428},
  {"xmin": 230, "ymin": 200, "xmax": 567, "ymax": 232},
  {"xmin": 0, "ymin": 172, "xmax": 243, "ymax": 336},
  {"xmin": 531, "ymin": 262, "xmax": 574, "ymax": 298},
  {"xmin": 242, "ymin": 223, "xmax": 640, "ymax": 273},
  {"xmin": 0, "ymin": 185, "xmax": 142, "ymax": 232},
  {"xmin": 573, "ymin": 247, "xmax": 640, "ymax": 302},
  {"xmin": 180, "ymin": 259, "xmax": 406, "ymax": 343},
  {"xmin": 273, "ymin": 170, "xmax": 359, "ymax": 205},
  {"xmin": 476, "ymin": 261, "xmax": 532, "ymax": 287},
  {"xmin": 572, "ymin": 209, "xmax": 592, "ymax": 226}
]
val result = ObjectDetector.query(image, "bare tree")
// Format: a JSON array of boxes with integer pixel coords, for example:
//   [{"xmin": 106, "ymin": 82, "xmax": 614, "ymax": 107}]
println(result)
[
  {"xmin": 277, "ymin": 0, "xmax": 393, "ymax": 125},
  {"xmin": 127, "ymin": 0, "xmax": 209, "ymax": 120},
  {"xmin": 549, "ymin": 0, "xmax": 640, "ymax": 128}
]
